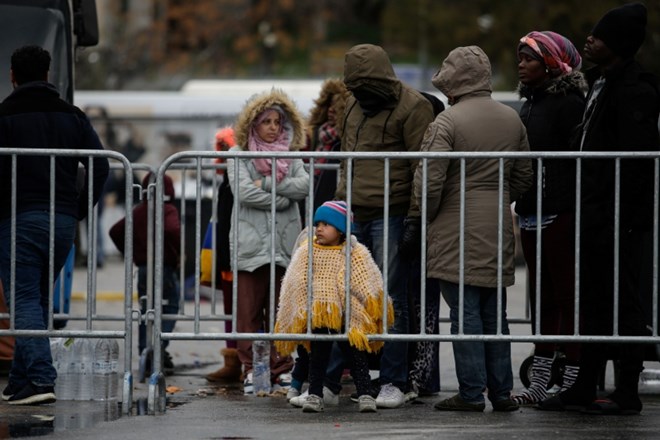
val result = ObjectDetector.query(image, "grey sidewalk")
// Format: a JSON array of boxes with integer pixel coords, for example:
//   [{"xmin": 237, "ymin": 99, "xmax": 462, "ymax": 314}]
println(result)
[{"xmin": 2, "ymin": 258, "xmax": 660, "ymax": 439}]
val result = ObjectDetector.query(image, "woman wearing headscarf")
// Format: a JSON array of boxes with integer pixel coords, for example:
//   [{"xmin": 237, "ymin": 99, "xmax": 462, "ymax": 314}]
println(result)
[
  {"xmin": 226, "ymin": 89, "xmax": 309, "ymax": 394},
  {"xmin": 512, "ymin": 31, "xmax": 586, "ymax": 405}
]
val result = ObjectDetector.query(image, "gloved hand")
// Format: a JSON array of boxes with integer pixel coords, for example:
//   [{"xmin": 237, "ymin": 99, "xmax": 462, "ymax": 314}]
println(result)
[{"xmin": 398, "ymin": 216, "xmax": 422, "ymax": 259}]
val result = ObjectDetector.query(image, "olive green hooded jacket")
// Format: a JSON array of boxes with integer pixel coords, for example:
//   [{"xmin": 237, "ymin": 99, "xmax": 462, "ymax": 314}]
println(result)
[{"xmin": 336, "ymin": 44, "xmax": 434, "ymax": 221}]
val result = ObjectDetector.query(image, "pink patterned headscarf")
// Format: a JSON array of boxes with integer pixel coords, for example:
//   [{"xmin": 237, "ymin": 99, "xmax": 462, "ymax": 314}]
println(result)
[
  {"xmin": 518, "ymin": 31, "xmax": 582, "ymax": 77},
  {"xmin": 248, "ymin": 107, "xmax": 291, "ymax": 183}
]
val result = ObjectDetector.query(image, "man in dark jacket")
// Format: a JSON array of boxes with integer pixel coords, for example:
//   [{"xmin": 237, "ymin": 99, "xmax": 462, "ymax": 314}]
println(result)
[
  {"xmin": 539, "ymin": 3, "xmax": 660, "ymax": 415},
  {"xmin": 0, "ymin": 45, "xmax": 109, "ymax": 405}
]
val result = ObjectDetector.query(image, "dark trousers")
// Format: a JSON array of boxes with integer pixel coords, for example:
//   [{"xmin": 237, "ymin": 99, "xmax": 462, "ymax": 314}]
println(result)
[
  {"xmin": 236, "ymin": 265, "xmax": 293, "ymax": 379},
  {"xmin": 520, "ymin": 212, "xmax": 580, "ymax": 361},
  {"xmin": 573, "ymin": 224, "xmax": 648, "ymax": 398},
  {"xmin": 308, "ymin": 328, "xmax": 372, "ymax": 398}
]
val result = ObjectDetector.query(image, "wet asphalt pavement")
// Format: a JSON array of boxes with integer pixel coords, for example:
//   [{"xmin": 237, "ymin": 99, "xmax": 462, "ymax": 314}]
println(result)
[{"xmin": 2, "ymin": 258, "xmax": 660, "ymax": 439}]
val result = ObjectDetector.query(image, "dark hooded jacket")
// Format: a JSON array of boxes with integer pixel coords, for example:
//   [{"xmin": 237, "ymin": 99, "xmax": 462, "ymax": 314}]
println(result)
[
  {"xmin": 515, "ymin": 71, "xmax": 587, "ymax": 216},
  {"xmin": 336, "ymin": 44, "xmax": 434, "ymax": 221},
  {"xmin": 580, "ymin": 59, "xmax": 660, "ymax": 230}
]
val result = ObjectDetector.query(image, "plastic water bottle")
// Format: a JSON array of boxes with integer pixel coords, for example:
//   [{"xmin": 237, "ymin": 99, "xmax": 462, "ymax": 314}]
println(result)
[
  {"xmin": 252, "ymin": 339, "xmax": 271, "ymax": 396},
  {"xmin": 92, "ymin": 338, "xmax": 119, "ymax": 401},
  {"xmin": 93, "ymin": 339, "xmax": 111, "ymax": 400},
  {"xmin": 56, "ymin": 338, "xmax": 77, "ymax": 400},
  {"xmin": 108, "ymin": 339, "xmax": 120, "ymax": 400},
  {"xmin": 77, "ymin": 338, "xmax": 94, "ymax": 400}
]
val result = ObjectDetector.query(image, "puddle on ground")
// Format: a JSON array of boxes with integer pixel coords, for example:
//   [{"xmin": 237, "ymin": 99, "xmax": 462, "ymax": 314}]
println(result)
[{"xmin": 0, "ymin": 398, "xmax": 187, "ymax": 438}]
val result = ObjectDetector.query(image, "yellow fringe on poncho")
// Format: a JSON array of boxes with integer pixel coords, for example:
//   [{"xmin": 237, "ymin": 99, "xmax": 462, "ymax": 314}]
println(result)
[{"xmin": 274, "ymin": 236, "xmax": 394, "ymax": 356}]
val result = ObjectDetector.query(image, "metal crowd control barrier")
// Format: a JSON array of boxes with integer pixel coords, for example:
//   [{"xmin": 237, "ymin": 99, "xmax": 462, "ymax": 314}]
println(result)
[
  {"xmin": 0, "ymin": 149, "xmax": 136, "ymax": 415},
  {"xmin": 145, "ymin": 149, "xmax": 658, "ymax": 414}
]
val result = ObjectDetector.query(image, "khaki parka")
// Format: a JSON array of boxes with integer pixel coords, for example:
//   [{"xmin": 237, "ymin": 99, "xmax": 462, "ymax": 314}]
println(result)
[{"xmin": 414, "ymin": 46, "xmax": 533, "ymax": 288}]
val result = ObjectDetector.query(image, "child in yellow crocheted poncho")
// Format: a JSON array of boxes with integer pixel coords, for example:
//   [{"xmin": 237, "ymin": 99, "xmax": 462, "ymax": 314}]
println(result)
[{"xmin": 274, "ymin": 201, "xmax": 393, "ymax": 412}]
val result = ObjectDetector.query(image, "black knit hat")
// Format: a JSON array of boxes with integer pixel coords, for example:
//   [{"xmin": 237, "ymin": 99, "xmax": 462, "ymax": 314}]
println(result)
[{"xmin": 592, "ymin": 2, "xmax": 647, "ymax": 59}]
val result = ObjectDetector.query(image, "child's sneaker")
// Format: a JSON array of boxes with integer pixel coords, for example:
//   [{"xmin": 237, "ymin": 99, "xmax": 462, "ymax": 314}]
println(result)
[
  {"xmin": 302, "ymin": 394, "xmax": 324, "ymax": 413},
  {"xmin": 286, "ymin": 377, "xmax": 304, "ymax": 401},
  {"xmin": 358, "ymin": 395, "xmax": 377, "ymax": 413},
  {"xmin": 286, "ymin": 386, "xmax": 301, "ymax": 401},
  {"xmin": 290, "ymin": 387, "xmax": 339, "ymax": 407},
  {"xmin": 243, "ymin": 372, "xmax": 254, "ymax": 395}
]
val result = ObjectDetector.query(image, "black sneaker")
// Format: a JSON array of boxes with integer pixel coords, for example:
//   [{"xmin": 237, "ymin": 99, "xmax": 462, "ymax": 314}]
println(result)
[
  {"xmin": 1, "ymin": 382, "xmax": 23, "ymax": 401},
  {"xmin": 163, "ymin": 350, "xmax": 175, "ymax": 376},
  {"xmin": 7, "ymin": 383, "xmax": 56, "ymax": 405}
]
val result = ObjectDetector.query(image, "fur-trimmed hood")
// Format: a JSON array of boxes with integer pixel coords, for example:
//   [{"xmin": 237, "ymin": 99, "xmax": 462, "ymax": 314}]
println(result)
[
  {"xmin": 518, "ymin": 70, "xmax": 587, "ymax": 100},
  {"xmin": 307, "ymin": 78, "xmax": 350, "ymax": 136},
  {"xmin": 234, "ymin": 88, "xmax": 306, "ymax": 150}
]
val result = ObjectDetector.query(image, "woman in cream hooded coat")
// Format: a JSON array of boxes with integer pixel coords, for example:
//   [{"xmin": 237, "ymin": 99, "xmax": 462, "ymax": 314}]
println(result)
[
  {"xmin": 226, "ymin": 89, "xmax": 309, "ymax": 392},
  {"xmin": 413, "ymin": 46, "xmax": 532, "ymax": 412}
]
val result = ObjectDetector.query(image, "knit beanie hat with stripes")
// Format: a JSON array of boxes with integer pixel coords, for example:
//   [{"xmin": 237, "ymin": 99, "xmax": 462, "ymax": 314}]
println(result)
[{"xmin": 313, "ymin": 201, "xmax": 353, "ymax": 235}]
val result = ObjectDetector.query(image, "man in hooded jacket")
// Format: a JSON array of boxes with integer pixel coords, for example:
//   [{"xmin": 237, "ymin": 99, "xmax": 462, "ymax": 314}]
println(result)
[
  {"xmin": 335, "ymin": 43, "xmax": 434, "ymax": 408},
  {"xmin": 414, "ymin": 45, "xmax": 532, "ymax": 412}
]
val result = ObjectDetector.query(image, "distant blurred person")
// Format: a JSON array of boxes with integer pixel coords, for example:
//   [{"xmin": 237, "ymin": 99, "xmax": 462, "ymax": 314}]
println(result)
[
  {"xmin": 109, "ymin": 172, "xmax": 181, "ymax": 375},
  {"xmin": 306, "ymin": 78, "xmax": 350, "ymax": 211},
  {"xmin": 202, "ymin": 126, "xmax": 243, "ymax": 384},
  {"xmin": 0, "ymin": 45, "xmax": 109, "ymax": 405}
]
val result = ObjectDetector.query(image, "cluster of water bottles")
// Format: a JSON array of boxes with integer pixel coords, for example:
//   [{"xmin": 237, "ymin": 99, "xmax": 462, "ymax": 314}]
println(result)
[{"xmin": 50, "ymin": 337, "xmax": 120, "ymax": 401}]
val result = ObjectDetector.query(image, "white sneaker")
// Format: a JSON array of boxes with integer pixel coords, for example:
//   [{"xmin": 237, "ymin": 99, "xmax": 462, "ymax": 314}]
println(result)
[
  {"xmin": 358, "ymin": 395, "xmax": 377, "ymax": 413},
  {"xmin": 302, "ymin": 394, "xmax": 324, "ymax": 413},
  {"xmin": 286, "ymin": 386, "xmax": 301, "ymax": 401},
  {"xmin": 376, "ymin": 383, "xmax": 405, "ymax": 408},
  {"xmin": 243, "ymin": 372, "xmax": 253, "ymax": 395},
  {"xmin": 290, "ymin": 387, "xmax": 339, "ymax": 407}
]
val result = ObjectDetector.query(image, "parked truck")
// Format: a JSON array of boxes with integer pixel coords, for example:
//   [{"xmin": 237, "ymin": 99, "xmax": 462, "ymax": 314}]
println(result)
[{"xmin": 0, "ymin": 0, "xmax": 98, "ymax": 103}]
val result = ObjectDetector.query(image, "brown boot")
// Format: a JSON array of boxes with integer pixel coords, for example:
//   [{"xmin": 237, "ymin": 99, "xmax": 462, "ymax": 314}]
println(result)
[{"xmin": 206, "ymin": 348, "xmax": 242, "ymax": 383}]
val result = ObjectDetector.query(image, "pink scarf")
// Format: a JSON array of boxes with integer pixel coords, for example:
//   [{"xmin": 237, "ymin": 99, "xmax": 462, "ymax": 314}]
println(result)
[{"xmin": 248, "ymin": 109, "xmax": 291, "ymax": 183}]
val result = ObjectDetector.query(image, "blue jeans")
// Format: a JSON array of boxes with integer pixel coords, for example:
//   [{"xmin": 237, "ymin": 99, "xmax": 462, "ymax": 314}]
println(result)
[
  {"xmin": 0, "ymin": 211, "xmax": 77, "ymax": 388},
  {"xmin": 439, "ymin": 280, "xmax": 513, "ymax": 404},
  {"xmin": 354, "ymin": 215, "xmax": 409, "ymax": 389},
  {"xmin": 137, "ymin": 265, "xmax": 180, "ymax": 353}
]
